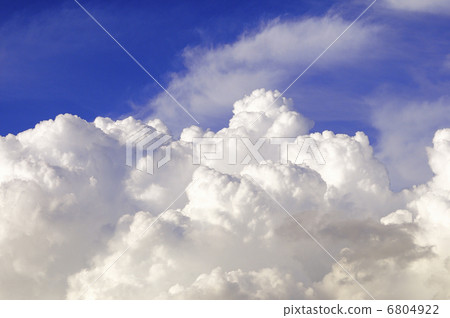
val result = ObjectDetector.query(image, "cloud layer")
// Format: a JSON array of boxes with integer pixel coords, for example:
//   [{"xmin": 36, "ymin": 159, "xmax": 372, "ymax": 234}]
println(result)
[
  {"xmin": 383, "ymin": 0, "xmax": 450, "ymax": 14},
  {"xmin": 1, "ymin": 89, "xmax": 449, "ymax": 299},
  {"xmin": 141, "ymin": 15, "xmax": 381, "ymax": 130}
]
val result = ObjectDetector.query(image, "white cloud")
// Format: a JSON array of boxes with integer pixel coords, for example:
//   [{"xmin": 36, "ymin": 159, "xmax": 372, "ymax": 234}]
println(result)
[
  {"xmin": 380, "ymin": 209, "xmax": 412, "ymax": 225},
  {"xmin": 314, "ymin": 128, "xmax": 450, "ymax": 299},
  {"xmin": 139, "ymin": 15, "xmax": 380, "ymax": 130},
  {"xmin": 383, "ymin": 0, "xmax": 450, "ymax": 14},
  {"xmin": 165, "ymin": 267, "xmax": 308, "ymax": 300},
  {"xmin": 1, "ymin": 89, "xmax": 449, "ymax": 299}
]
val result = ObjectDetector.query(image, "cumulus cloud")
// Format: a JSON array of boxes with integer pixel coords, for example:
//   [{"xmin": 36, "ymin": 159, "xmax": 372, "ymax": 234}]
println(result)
[
  {"xmin": 0, "ymin": 89, "xmax": 449, "ymax": 299},
  {"xmin": 314, "ymin": 129, "xmax": 450, "ymax": 299}
]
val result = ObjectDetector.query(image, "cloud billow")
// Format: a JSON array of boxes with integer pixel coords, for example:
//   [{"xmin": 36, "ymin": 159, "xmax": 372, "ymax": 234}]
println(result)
[{"xmin": 0, "ymin": 89, "xmax": 449, "ymax": 299}]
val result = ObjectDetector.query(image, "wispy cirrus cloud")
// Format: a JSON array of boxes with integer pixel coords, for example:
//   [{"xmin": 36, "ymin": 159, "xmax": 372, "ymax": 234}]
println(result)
[
  {"xmin": 139, "ymin": 14, "xmax": 382, "ymax": 131},
  {"xmin": 383, "ymin": 0, "xmax": 450, "ymax": 14}
]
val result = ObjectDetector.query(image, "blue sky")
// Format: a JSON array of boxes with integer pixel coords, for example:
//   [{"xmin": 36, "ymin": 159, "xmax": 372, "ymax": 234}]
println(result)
[
  {"xmin": 1, "ymin": 0, "xmax": 449, "ymax": 189},
  {"xmin": 0, "ymin": 0, "xmax": 330, "ymax": 134}
]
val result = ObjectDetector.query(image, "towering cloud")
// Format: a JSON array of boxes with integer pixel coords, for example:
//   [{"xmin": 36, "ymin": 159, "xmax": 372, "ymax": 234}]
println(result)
[{"xmin": 0, "ymin": 89, "xmax": 449, "ymax": 299}]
